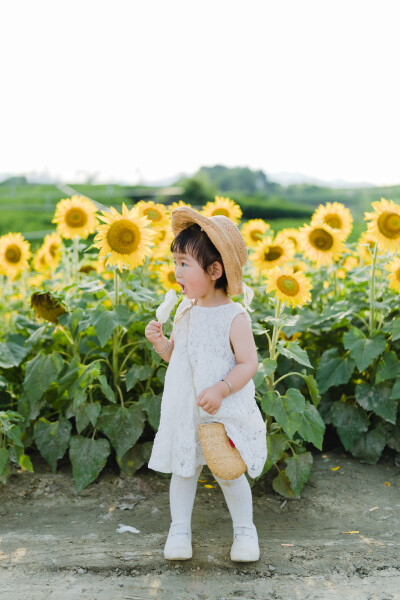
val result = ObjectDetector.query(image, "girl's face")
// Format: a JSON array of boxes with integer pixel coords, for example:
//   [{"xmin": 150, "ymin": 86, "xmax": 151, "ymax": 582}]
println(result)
[{"xmin": 173, "ymin": 251, "xmax": 214, "ymax": 299}]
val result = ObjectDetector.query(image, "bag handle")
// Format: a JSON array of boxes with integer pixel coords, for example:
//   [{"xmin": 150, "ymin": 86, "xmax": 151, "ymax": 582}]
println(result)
[{"xmin": 184, "ymin": 301, "xmax": 204, "ymax": 424}]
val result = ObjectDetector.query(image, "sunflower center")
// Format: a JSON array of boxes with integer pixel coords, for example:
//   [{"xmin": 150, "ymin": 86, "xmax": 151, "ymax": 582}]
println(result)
[
  {"xmin": 144, "ymin": 208, "xmax": 162, "ymax": 222},
  {"xmin": 5, "ymin": 244, "xmax": 22, "ymax": 264},
  {"xmin": 324, "ymin": 214, "xmax": 342, "ymax": 229},
  {"xmin": 65, "ymin": 208, "xmax": 88, "ymax": 228},
  {"xmin": 309, "ymin": 228, "xmax": 333, "ymax": 251},
  {"xmin": 377, "ymin": 211, "xmax": 400, "ymax": 239},
  {"xmin": 263, "ymin": 246, "xmax": 283, "ymax": 262},
  {"xmin": 49, "ymin": 243, "xmax": 58, "ymax": 257},
  {"xmin": 212, "ymin": 208, "xmax": 229, "ymax": 217},
  {"xmin": 250, "ymin": 230, "xmax": 263, "ymax": 241},
  {"xmin": 168, "ymin": 271, "xmax": 176, "ymax": 283},
  {"xmin": 107, "ymin": 219, "xmax": 140, "ymax": 254},
  {"xmin": 277, "ymin": 275, "xmax": 300, "ymax": 296}
]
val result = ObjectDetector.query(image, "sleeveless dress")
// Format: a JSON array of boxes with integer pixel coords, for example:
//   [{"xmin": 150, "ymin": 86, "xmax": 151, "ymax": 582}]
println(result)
[{"xmin": 147, "ymin": 297, "xmax": 268, "ymax": 479}]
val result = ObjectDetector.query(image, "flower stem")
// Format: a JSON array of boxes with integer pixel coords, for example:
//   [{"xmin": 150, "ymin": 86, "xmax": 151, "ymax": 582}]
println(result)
[
  {"xmin": 369, "ymin": 241, "xmax": 379, "ymax": 334},
  {"xmin": 267, "ymin": 299, "xmax": 283, "ymax": 391},
  {"xmin": 112, "ymin": 270, "xmax": 121, "ymax": 397},
  {"xmin": 72, "ymin": 236, "xmax": 80, "ymax": 284}
]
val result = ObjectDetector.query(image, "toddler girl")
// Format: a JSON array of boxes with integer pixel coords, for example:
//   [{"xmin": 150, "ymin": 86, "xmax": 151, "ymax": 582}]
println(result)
[{"xmin": 145, "ymin": 207, "xmax": 267, "ymax": 562}]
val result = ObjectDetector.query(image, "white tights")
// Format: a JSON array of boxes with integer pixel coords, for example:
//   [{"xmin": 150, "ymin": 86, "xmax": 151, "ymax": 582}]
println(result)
[{"xmin": 169, "ymin": 465, "xmax": 254, "ymax": 529}]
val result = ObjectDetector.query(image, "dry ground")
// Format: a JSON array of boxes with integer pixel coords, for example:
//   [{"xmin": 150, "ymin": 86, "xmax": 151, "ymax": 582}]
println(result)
[{"xmin": 0, "ymin": 449, "xmax": 399, "ymax": 600}]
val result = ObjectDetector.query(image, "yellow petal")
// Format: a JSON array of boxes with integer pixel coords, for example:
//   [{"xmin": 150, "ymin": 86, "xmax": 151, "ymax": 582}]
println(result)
[
  {"xmin": 331, "ymin": 466, "xmax": 341, "ymax": 471},
  {"xmin": 204, "ymin": 484, "xmax": 216, "ymax": 489},
  {"xmin": 384, "ymin": 481, "xmax": 391, "ymax": 487}
]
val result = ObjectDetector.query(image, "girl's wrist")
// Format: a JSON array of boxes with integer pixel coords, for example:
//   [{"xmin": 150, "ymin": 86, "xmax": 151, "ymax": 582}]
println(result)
[
  {"xmin": 218, "ymin": 379, "xmax": 232, "ymax": 398},
  {"xmin": 152, "ymin": 336, "xmax": 169, "ymax": 354}
]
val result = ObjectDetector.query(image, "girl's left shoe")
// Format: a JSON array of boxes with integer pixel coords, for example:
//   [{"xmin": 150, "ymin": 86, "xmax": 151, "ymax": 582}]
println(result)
[
  {"xmin": 164, "ymin": 523, "xmax": 192, "ymax": 560},
  {"xmin": 230, "ymin": 524, "xmax": 260, "ymax": 562}
]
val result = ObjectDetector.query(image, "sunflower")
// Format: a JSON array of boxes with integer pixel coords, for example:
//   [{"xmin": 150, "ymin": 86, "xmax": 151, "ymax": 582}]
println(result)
[
  {"xmin": 240, "ymin": 219, "xmax": 272, "ymax": 247},
  {"xmin": 275, "ymin": 228, "xmax": 302, "ymax": 253},
  {"xmin": 152, "ymin": 227, "xmax": 175, "ymax": 260},
  {"xmin": 386, "ymin": 257, "xmax": 400, "ymax": 293},
  {"xmin": 31, "ymin": 292, "xmax": 66, "ymax": 323},
  {"xmin": 311, "ymin": 202, "xmax": 353, "ymax": 240},
  {"xmin": 298, "ymin": 223, "xmax": 345, "ymax": 267},
  {"xmin": 265, "ymin": 266, "xmax": 312, "ymax": 308},
  {"xmin": 250, "ymin": 236, "xmax": 295, "ymax": 275},
  {"xmin": 167, "ymin": 200, "xmax": 192, "ymax": 215},
  {"xmin": 53, "ymin": 195, "xmax": 98, "ymax": 240},
  {"xmin": 135, "ymin": 200, "xmax": 170, "ymax": 229},
  {"xmin": 356, "ymin": 230, "xmax": 377, "ymax": 264},
  {"xmin": 33, "ymin": 247, "xmax": 50, "ymax": 273},
  {"xmin": 364, "ymin": 197, "xmax": 400, "ymax": 252},
  {"xmin": 342, "ymin": 254, "xmax": 359, "ymax": 271},
  {"xmin": 42, "ymin": 232, "xmax": 62, "ymax": 270},
  {"xmin": 156, "ymin": 262, "xmax": 181, "ymax": 292},
  {"xmin": 201, "ymin": 196, "xmax": 242, "ymax": 224},
  {"xmin": 0, "ymin": 233, "xmax": 31, "ymax": 280},
  {"xmin": 94, "ymin": 203, "xmax": 155, "ymax": 270}
]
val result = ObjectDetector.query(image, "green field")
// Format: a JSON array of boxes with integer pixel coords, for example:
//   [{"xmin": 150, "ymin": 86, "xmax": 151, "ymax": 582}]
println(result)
[{"xmin": 1, "ymin": 178, "xmax": 399, "ymax": 246}]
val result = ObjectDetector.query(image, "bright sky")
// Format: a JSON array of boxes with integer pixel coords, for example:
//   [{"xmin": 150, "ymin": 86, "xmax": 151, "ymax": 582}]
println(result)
[{"xmin": 1, "ymin": 0, "xmax": 399, "ymax": 185}]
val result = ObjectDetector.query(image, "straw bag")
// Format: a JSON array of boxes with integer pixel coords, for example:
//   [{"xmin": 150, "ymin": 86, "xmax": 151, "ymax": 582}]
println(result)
[{"xmin": 186, "ymin": 304, "xmax": 247, "ymax": 480}]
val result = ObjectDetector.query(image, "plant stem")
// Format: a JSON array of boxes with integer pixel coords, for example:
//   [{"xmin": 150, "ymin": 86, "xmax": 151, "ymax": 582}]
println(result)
[
  {"xmin": 369, "ymin": 241, "xmax": 379, "ymax": 334},
  {"xmin": 112, "ymin": 270, "xmax": 121, "ymax": 396},
  {"xmin": 73, "ymin": 236, "xmax": 80, "ymax": 284},
  {"xmin": 267, "ymin": 300, "xmax": 283, "ymax": 391}
]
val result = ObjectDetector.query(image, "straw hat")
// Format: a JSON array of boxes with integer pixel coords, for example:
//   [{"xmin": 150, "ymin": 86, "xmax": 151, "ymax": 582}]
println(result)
[{"xmin": 171, "ymin": 206, "xmax": 248, "ymax": 296}]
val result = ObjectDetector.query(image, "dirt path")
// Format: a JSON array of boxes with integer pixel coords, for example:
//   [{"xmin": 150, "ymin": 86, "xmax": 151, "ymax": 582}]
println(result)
[{"xmin": 0, "ymin": 449, "xmax": 399, "ymax": 600}]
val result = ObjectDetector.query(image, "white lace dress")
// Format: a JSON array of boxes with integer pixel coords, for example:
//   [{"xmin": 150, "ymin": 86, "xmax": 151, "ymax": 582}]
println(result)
[{"xmin": 147, "ymin": 298, "xmax": 268, "ymax": 478}]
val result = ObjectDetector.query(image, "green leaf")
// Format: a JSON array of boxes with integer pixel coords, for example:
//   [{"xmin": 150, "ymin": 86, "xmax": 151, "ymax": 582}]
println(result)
[
  {"xmin": 69, "ymin": 436, "xmax": 110, "ymax": 491},
  {"xmin": 139, "ymin": 392, "xmax": 161, "ymax": 430},
  {"xmin": 383, "ymin": 316, "xmax": 400, "ymax": 341},
  {"xmin": 115, "ymin": 304, "xmax": 132, "ymax": 327},
  {"xmin": 0, "ymin": 339, "xmax": 30, "ymax": 368},
  {"xmin": 328, "ymin": 401, "xmax": 370, "ymax": 450},
  {"xmin": 276, "ymin": 340, "xmax": 312, "ymax": 368},
  {"xmin": 343, "ymin": 328, "xmax": 386, "ymax": 372},
  {"xmin": 296, "ymin": 402, "xmax": 325, "ymax": 450},
  {"xmin": 375, "ymin": 351, "xmax": 400, "ymax": 384},
  {"xmin": 98, "ymin": 404, "xmax": 146, "ymax": 460},
  {"xmin": 350, "ymin": 421, "xmax": 387, "ymax": 464},
  {"xmin": 253, "ymin": 359, "xmax": 277, "ymax": 388},
  {"xmin": 0, "ymin": 448, "xmax": 9, "ymax": 476},
  {"xmin": 355, "ymin": 382, "xmax": 397, "ymax": 424},
  {"xmin": 386, "ymin": 421, "xmax": 400, "ymax": 452},
  {"xmin": 34, "ymin": 417, "xmax": 72, "ymax": 473},
  {"xmin": 255, "ymin": 432, "xmax": 289, "ymax": 478},
  {"xmin": 126, "ymin": 364, "xmax": 154, "ymax": 391},
  {"xmin": 90, "ymin": 306, "xmax": 120, "ymax": 347},
  {"xmin": 261, "ymin": 389, "xmax": 306, "ymax": 438},
  {"xmin": 97, "ymin": 375, "xmax": 116, "ymax": 404},
  {"xmin": 18, "ymin": 454, "xmax": 34, "ymax": 472},
  {"xmin": 23, "ymin": 352, "xmax": 64, "ymax": 403},
  {"xmin": 116, "ymin": 441, "xmax": 153, "ymax": 476},
  {"xmin": 272, "ymin": 470, "xmax": 296, "ymax": 499},
  {"xmin": 390, "ymin": 377, "xmax": 400, "ymax": 400},
  {"xmin": 285, "ymin": 452, "xmax": 313, "ymax": 496},
  {"xmin": 84, "ymin": 402, "xmax": 102, "ymax": 427},
  {"xmin": 316, "ymin": 348, "xmax": 355, "ymax": 393},
  {"xmin": 302, "ymin": 374, "xmax": 321, "ymax": 407},
  {"xmin": 0, "ymin": 342, "xmax": 21, "ymax": 368}
]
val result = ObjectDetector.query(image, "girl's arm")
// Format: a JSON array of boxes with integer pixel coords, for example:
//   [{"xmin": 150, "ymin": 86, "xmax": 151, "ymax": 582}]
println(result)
[
  {"xmin": 218, "ymin": 312, "xmax": 258, "ymax": 397},
  {"xmin": 144, "ymin": 321, "xmax": 175, "ymax": 363}
]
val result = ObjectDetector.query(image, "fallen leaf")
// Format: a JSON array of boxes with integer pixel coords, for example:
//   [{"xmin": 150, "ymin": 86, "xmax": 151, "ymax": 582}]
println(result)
[
  {"xmin": 384, "ymin": 481, "xmax": 391, "ymax": 487},
  {"xmin": 281, "ymin": 543, "xmax": 294, "ymax": 547},
  {"xmin": 198, "ymin": 479, "xmax": 207, "ymax": 483},
  {"xmin": 331, "ymin": 466, "xmax": 341, "ymax": 471},
  {"xmin": 341, "ymin": 530, "xmax": 359, "ymax": 534},
  {"xmin": 369, "ymin": 507, "xmax": 379, "ymax": 512},
  {"xmin": 322, "ymin": 454, "xmax": 328, "ymax": 458},
  {"xmin": 204, "ymin": 484, "xmax": 216, "ymax": 489}
]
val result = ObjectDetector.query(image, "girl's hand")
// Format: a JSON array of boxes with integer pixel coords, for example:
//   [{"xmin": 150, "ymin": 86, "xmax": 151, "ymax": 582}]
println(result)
[
  {"xmin": 196, "ymin": 383, "xmax": 225, "ymax": 415},
  {"xmin": 145, "ymin": 320, "xmax": 166, "ymax": 347}
]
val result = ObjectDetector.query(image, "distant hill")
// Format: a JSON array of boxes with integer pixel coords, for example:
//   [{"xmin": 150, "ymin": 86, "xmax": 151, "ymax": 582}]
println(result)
[{"xmin": 268, "ymin": 171, "xmax": 376, "ymax": 189}]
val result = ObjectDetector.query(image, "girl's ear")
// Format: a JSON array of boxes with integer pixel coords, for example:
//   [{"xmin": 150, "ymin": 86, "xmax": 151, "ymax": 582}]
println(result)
[{"xmin": 207, "ymin": 261, "xmax": 224, "ymax": 281}]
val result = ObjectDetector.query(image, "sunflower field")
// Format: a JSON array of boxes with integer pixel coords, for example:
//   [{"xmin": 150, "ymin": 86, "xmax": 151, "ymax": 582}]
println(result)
[{"xmin": 0, "ymin": 194, "xmax": 399, "ymax": 499}]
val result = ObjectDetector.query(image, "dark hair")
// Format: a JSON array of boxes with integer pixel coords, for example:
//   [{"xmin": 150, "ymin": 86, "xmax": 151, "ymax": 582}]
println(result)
[{"xmin": 170, "ymin": 223, "xmax": 228, "ymax": 292}]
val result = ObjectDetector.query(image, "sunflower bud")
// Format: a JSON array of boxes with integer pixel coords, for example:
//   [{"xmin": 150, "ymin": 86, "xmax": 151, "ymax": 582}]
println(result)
[{"xmin": 31, "ymin": 292, "xmax": 67, "ymax": 323}]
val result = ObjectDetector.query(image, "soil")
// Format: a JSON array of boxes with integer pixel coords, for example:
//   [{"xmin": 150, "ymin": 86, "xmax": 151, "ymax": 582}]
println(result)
[{"xmin": 0, "ymin": 448, "xmax": 399, "ymax": 600}]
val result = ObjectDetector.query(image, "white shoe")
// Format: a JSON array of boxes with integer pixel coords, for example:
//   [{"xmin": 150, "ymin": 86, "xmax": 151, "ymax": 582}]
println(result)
[
  {"xmin": 230, "ymin": 524, "xmax": 260, "ymax": 562},
  {"xmin": 164, "ymin": 523, "xmax": 192, "ymax": 560}
]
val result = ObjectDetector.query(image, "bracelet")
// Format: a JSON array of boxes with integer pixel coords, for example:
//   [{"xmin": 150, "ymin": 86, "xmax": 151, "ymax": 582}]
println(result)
[
  {"xmin": 153, "ymin": 340, "xmax": 170, "ymax": 354},
  {"xmin": 221, "ymin": 377, "xmax": 233, "ymax": 396}
]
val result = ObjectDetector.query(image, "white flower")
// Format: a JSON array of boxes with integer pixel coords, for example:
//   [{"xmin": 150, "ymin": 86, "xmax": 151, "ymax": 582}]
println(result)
[{"xmin": 156, "ymin": 289, "xmax": 179, "ymax": 323}]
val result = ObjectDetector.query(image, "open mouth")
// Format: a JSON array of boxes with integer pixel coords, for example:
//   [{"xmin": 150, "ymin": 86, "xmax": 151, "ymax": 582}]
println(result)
[{"xmin": 177, "ymin": 282, "xmax": 186, "ymax": 293}]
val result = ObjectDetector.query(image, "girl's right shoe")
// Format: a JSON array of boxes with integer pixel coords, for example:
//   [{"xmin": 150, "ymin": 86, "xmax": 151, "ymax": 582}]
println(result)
[
  {"xmin": 230, "ymin": 524, "xmax": 260, "ymax": 562},
  {"xmin": 164, "ymin": 523, "xmax": 192, "ymax": 560}
]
